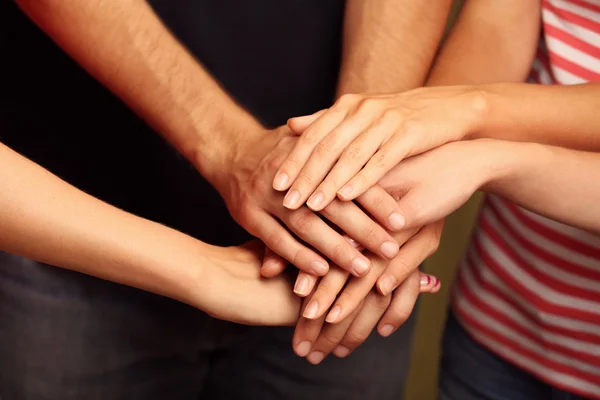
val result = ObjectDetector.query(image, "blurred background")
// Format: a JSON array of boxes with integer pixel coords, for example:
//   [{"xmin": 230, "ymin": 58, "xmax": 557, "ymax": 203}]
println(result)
[{"xmin": 402, "ymin": 2, "xmax": 478, "ymax": 399}]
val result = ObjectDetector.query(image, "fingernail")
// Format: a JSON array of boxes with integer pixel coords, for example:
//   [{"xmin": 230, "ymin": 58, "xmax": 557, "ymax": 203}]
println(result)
[
  {"xmin": 295, "ymin": 341, "xmax": 312, "ymax": 357},
  {"xmin": 380, "ymin": 324, "xmax": 395, "ymax": 337},
  {"xmin": 307, "ymin": 351, "xmax": 325, "ymax": 365},
  {"xmin": 294, "ymin": 276, "xmax": 310, "ymax": 296},
  {"xmin": 434, "ymin": 277, "xmax": 440, "ymax": 287},
  {"xmin": 273, "ymin": 173, "xmax": 289, "ymax": 191},
  {"xmin": 338, "ymin": 185, "xmax": 353, "ymax": 199},
  {"xmin": 307, "ymin": 192, "xmax": 324, "ymax": 210},
  {"xmin": 333, "ymin": 346, "xmax": 351, "ymax": 358},
  {"xmin": 380, "ymin": 276, "xmax": 398, "ymax": 295},
  {"xmin": 388, "ymin": 213, "xmax": 406, "ymax": 230},
  {"xmin": 326, "ymin": 305, "xmax": 341, "ymax": 323},
  {"xmin": 420, "ymin": 275, "xmax": 431, "ymax": 287},
  {"xmin": 380, "ymin": 241, "xmax": 399, "ymax": 259},
  {"xmin": 311, "ymin": 260, "xmax": 328, "ymax": 275},
  {"xmin": 283, "ymin": 190, "xmax": 300, "ymax": 209},
  {"xmin": 351, "ymin": 257, "xmax": 370, "ymax": 276},
  {"xmin": 303, "ymin": 301, "xmax": 319, "ymax": 319}
]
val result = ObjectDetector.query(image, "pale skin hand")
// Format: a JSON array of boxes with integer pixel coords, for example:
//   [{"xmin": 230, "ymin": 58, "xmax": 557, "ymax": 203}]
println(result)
[
  {"xmin": 379, "ymin": 139, "xmax": 600, "ymax": 235},
  {"xmin": 16, "ymin": 0, "xmax": 404, "ymax": 276},
  {"xmin": 0, "ymin": 142, "xmax": 300, "ymax": 326}
]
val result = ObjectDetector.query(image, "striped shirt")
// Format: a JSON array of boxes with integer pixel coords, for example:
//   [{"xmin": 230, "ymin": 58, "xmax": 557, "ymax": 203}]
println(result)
[{"xmin": 452, "ymin": 0, "xmax": 600, "ymax": 398}]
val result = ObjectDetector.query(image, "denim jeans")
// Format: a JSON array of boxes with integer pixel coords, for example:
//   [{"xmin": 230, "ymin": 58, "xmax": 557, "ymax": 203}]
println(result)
[
  {"xmin": 439, "ymin": 312, "xmax": 589, "ymax": 400},
  {"xmin": 0, "ymin": 252, "xmax": 418, "ymax": 400}
]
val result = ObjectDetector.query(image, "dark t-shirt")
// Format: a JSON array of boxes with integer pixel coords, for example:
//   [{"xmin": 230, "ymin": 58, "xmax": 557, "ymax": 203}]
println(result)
[{"xmin": 0, "ymin": 0, "xmax": 344, "ymax": 246}]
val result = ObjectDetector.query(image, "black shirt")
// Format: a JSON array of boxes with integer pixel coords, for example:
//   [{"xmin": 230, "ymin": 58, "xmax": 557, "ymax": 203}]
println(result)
[{"xmin": 0, "ymin": 0, "xmax": 345, "ymax": 245}]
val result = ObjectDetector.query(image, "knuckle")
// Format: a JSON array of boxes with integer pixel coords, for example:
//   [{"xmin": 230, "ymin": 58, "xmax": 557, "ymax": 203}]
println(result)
[
  {"xmin": 393, "ymin": 257, "xmax": 414, "ymax": 281},
  {"xmin": 342, "ymin": 145, "xmax": 362, "ymax": 161},
  {"xmin": 357, "ymin": 98, "xmax": 380, "ymax": 113},
  {"xmin": 337, "ymin": 93, "xmax": 360, "ymax": 107},
  {"xmin": 345, "ymin": 330, "xmax": 370, "ymax": 347},
  {"xmin": 371, "ymin": 150, "xmax": 388, "ymax": 169},
  {"xmin": 400, "ymin": 118, "xmax": 422, "ymax": 137},
  {"xmin": 331, "ymin": 242, "xmax": 347, "ymax": 260},
  {"xmin": 382, "ymin": 108, "xmax": 403, "ymax": 124},
  {"xmin": 296, "ymin": 172, "xmax": 313, "ymax": 187},
  {"xmin": 290, "ymin": 212, "xmax": 314, "ymax": 233},
  {"xmin": 315, "ymin": 137, "xmax": 336, "ymax": 156},
  {"xmin": 361, "ymin": 225, "xmax": 379, "ymax": 245},
  {"xmin": 320, "ymin": 333, "xmax": 343, "ymax": 348}
]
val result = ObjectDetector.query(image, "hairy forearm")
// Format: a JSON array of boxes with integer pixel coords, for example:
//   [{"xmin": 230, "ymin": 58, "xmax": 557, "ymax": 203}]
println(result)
[
  {"xmin": 482, "ymin": 140, "xmax": 600, "ymax": 233},
  {"xmin": 427, "ymin": 0, "xmax": 540, "ymax": 86},
  {"xmin": 16, "ymin": 0, "xmax": 262, "ymax": 182},
  {"xmin": 337, "ymin": 0, "xmax": 451, "ymax": 95},
  {"xmin": 0, "ymin": 142, "xmax": 217, "ymax": 309}
]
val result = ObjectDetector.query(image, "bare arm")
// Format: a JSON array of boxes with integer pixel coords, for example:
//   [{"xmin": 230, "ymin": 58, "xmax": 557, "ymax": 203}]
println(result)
[
  {"xmin": 16, "ymin": 0, "xmax": 398, "ymax": 276},
  {"xmin": 379, "ymin": 139, "xmax": 600, "ymax": 235},
  {"xmin": 336, "ymin": 0, "xmax": 451, "ymax": 95},
  {"xmin": 0, "ymin": 142, "xmax": 299, "ymax": 325}
]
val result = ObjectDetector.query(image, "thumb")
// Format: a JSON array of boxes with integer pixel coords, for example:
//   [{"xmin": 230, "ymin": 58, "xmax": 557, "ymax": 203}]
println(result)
[
  {"xmin": 287, "ymin": 109, "xmax": 326, "ymax": 134},
  {"xmin": 395, "ymin": 187, "xmax": 441, "ymax": 230},
  {"xmin": 260, "ymin": 247, "xmax": 288, "ymax": 278}
]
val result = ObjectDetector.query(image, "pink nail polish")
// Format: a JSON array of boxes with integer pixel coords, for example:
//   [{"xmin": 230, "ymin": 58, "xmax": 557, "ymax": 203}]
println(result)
[{"xmin": 434, "ymin": 277, "xmax": 440, "ymax": 287}]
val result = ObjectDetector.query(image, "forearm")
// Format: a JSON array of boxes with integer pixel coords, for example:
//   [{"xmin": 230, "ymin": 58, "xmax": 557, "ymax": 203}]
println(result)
[
  {"xmin": 337, "ymin": 0, "xmax": 451, "ymax": 95},
  {"xmin": 474, "ymin": 82, "xmax": 600, "ymax": 150},
  {"xmin": 482, "ymin": 140, "xmax": 600, "ymax": 233},
  {"xmin": 0, "ymin": 142, "xmax": 217, "ymax": 309},
  {"xmin": 16, "ymin": 0, "xmax": 262, "ymax": 182},
  {"xmin": 427, "ymin": 0, "xmax": 540, "ymax": 86}
]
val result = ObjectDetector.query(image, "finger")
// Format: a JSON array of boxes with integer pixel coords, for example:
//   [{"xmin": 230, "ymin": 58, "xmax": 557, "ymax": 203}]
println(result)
[
  {"xmin": 419, "ymin": 272, "xmax": 441, "ymax": 294},
  {"xmin": 376, "ymin": 222, "xmax": 442, "ymax": 296},
  {"xmin": 313, "ymin": 114, "xmax": 398, "ymax": 208},
  {"xmin": 260, "ymin": 247, "xmax": 288, "ymax": 278},
  {"xmin": 273, "ymin": 106, "xmax": 349, "ymax": 193},
  {"xmin": 289, "ymin": 114, "xmax": 382, "ymax": 211},
  {"xmin": 355, "ymin": 185, "xmax": 406, "ymax": 231},
  {"xmin": 293, "ymin": 271, "xmax": 319, "ymax": 297},
  {"xmin": 333, "ymin": 291, "xmax": 391, "ymax": 358},
  {"xmin": 293, "ymin": 294, "xmax": 327, "ymax": 357},
  {"xmin": 302, "ymin": 267, "xmax": 349, "ymax": 320},
  {"xmin": 306, "ymin": 302, "xmax": 363, "ymax": 365},
  {"xmin": 287, "ymin": 109, "xmax": 327, "ymax": 134},
  {"xmin": 323, "ymin": 228, "xmax": 419, "ymax": 324},
  {"xmin": 253, "ymin": 212, "xmax": 330, "ymax": 276},
  {"xmin": 378, "ymin": 270, "xmax": 421, "ymax": 337},
  {"xmin": 278, "ymin": 207, "xmax": 372, "ymax": 277},
  {"xmin": 320, "ymin": 199, "xmax": 399, "ymax": 260},
  {"xmin": 338, "ymin": 124, "xmax": 418, "ymax": 201}
]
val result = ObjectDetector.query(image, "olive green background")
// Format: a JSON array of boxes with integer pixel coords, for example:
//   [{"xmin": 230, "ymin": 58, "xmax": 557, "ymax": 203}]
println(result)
[{"xmin": 402, "ymin": 2, "xmax": 482, "ymax": 399}]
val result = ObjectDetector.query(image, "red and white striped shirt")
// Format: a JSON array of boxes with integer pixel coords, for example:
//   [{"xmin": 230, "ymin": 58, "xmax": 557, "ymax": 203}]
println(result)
[{"xmin": 452, "ymin": 0, "xmax": 600, "ymax": 398}]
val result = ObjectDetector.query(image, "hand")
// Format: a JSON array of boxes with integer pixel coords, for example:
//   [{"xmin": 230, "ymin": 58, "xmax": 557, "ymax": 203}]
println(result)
[
  {"xmin": 201, "ymin": 241, "xmax": 301, "ymax": 326},
  {"xmin": 378, "ymin": 140, "xmax": 494, "ymax": 230},
  {"xmin": 272, "ymin": 87, "xmax": 487, "ymax": 212},
  {"xmin": 292, "ymin": 269, "xmax": 440, "ymax": 365},
  {"xmin": 295, "ymin": 221, "xmax": 443, "ymax": 324},
  {"xmin": 214, "ymin": 125, "xmax": 408, "ymax": 277}
]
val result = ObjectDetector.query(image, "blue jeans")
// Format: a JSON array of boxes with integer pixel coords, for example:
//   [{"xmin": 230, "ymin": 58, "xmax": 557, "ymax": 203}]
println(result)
[
  {"xmin": 439, "ymin": 313, "xmax": 589, "ymax": 400},
  {"xmin": 0, "ymin": 252, "xmax": 418, "ymax": 400}
]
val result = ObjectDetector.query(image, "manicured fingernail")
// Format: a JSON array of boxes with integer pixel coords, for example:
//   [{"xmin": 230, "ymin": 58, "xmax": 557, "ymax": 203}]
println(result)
[
  {"xmin": 351, "ymin": 257, "xmax": 370, "ymax": 276},
  {"xmin": 326, "ymin": 306, "xmax": 341, "ymax": 323},
  {"xmin": 338, "ymin": 185, "xmax": 353, "ymax": 199},
  {"xmin": 295, "ymin": 341, "xmax": 312, "ymax": 357},
  {"xmin": 307, "ymin": 351, "xmax": 325, "ymax": 365},
  {"xmin": 283, "ymin": 190, "xmax": 300, "ymax": 209},
  {"xmin": 273, "ymin": 173, "xmax": 288, "ymax": 191},
  {"xmin": 434, "ymin": 277, "xmax": 440, "ymax": 287},
  {"xmin": 333, "ymin": 346, "xmax": 351, "ymax": 358},
  {"xmin": 388, "ymin": 213, "xmax": 406, "ymax": 230},
  {"xmin": 294, "ymin": 276, "xmax": 310, "ymax": 296},
  {"xmin": 420, "ymin": 275, "xmax": 431, "ymax": 287},
  {"xmin": 380, "ymin": 276, "xmax": 398, "ymax": 295},
  {"xmin": 303, "ymin": 301, "xmax": 319, "ymax": 319},
  {"xmin": 380, "ymin": 324, "xmax": 395, "ymax": 337},
  {"xmin": 307, "ymin": 192, "xmax": 324, "ymax": 210},
  {"xmin": 380, "ymin": 241, "xmax": 399, "ymax": 259},
  {"xmin": 311, "ymin": 260, "xmax": 328, "ymax": 275}
]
